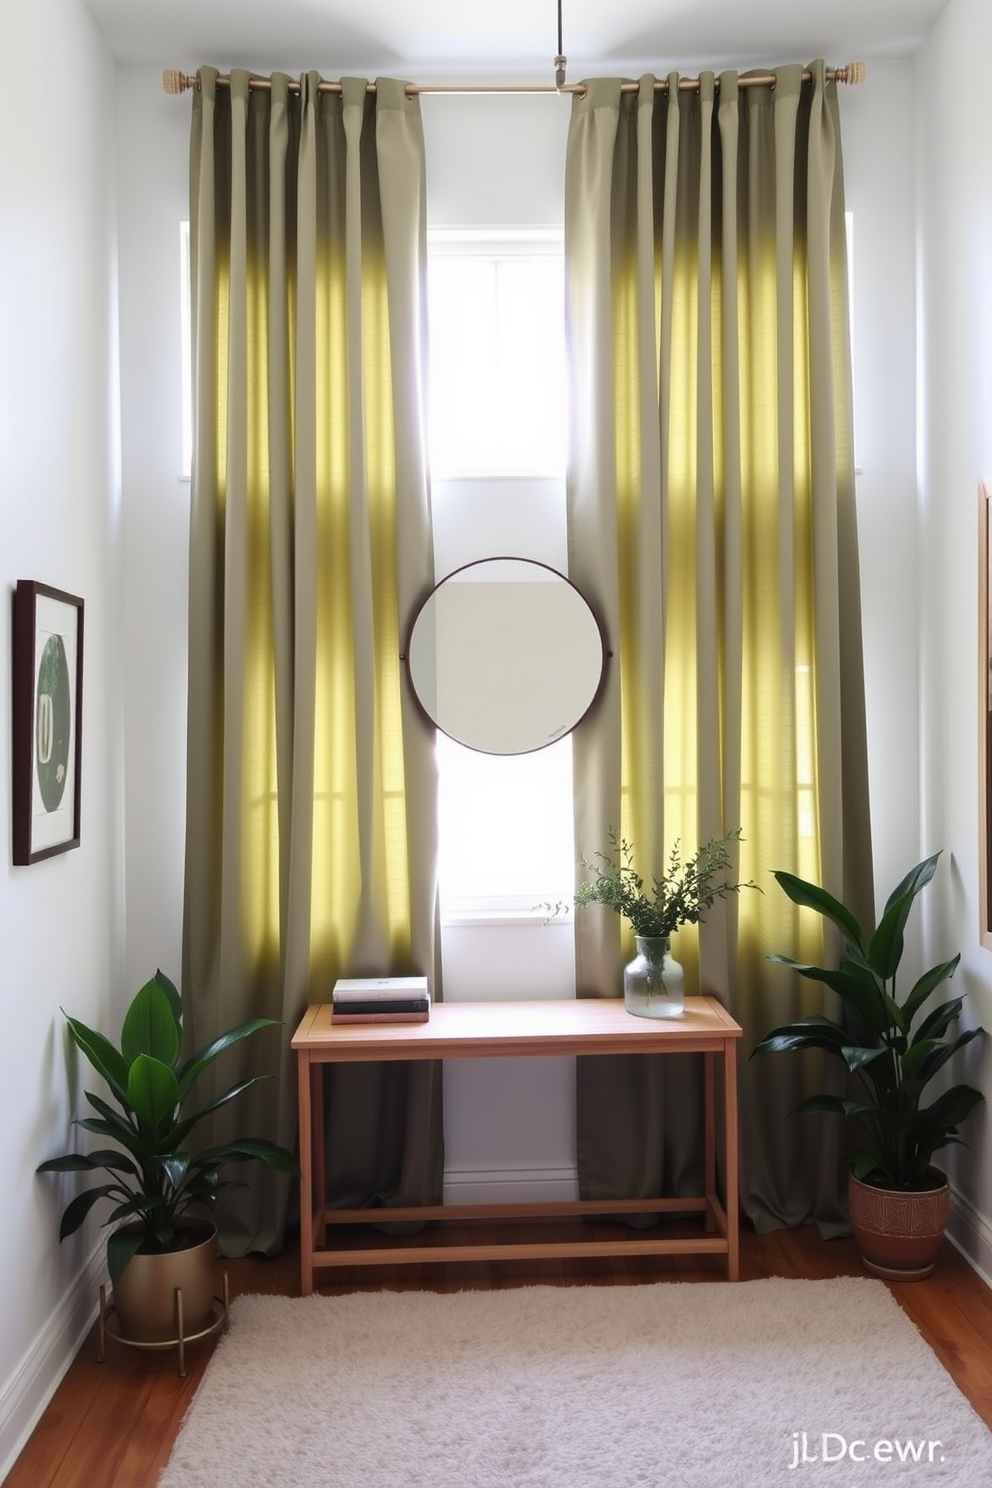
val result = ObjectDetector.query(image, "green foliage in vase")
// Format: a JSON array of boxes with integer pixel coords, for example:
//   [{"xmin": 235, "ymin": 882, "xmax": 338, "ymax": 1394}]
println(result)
[
  {"xmin": 37, "ymin": 969, "xmax": 299, "ymax": 1286},
  {"xmin": 561, "ymin": 828, "xmax": 756, "ymax": 939},
  {"xmin": 752, "ymin": 854, "xmax": 985, "ymax": 1190}
]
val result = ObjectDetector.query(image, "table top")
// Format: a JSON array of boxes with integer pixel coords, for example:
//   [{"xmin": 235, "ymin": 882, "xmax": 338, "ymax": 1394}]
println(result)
[{"xmin": 292, "ymin": 996, "xmax": 742, "ymax": 1062}]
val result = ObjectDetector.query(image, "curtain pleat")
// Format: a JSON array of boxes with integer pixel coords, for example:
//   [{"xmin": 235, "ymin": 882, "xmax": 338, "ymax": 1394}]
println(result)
[
  {"xmin": 184, "ymin": 70, "xmax": 441, "ymax": 1255},
  {"xmin": 565, "ymin": 64, "xmax": 873, "ymax": 1234}
]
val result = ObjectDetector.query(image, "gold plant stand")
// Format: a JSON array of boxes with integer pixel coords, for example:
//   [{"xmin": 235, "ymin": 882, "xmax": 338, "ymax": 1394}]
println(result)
[{"xmin": 96, "ymin": 1271, "xmax": 229, "ymax": 1378}]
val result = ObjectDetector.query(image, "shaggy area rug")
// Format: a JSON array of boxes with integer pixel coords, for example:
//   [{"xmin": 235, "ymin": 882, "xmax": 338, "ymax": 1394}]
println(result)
[{"xmin": 158, "ymin": 1279, "xmax": 992, "ymax": 1487}]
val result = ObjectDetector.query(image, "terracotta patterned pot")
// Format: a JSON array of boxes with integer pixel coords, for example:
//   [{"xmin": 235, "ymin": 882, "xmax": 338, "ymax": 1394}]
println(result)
[{"xmin": 847, "ymin": 1170, "xmax": 950, "ymax": 1281}]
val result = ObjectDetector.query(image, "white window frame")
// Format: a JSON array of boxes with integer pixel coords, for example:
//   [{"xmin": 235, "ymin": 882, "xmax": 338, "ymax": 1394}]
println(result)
[{"xmin": 427, "ymin": 227, "xmax": 574, "ymax": 924}]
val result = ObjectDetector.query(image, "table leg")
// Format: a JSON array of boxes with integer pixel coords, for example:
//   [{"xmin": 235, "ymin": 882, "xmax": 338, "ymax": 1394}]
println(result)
[
  {"xmin": 313, "ymin": 1060, "xmax": 326, "ymax": 1249},
  {"xmin": 723, "ymin": 1035, "xmax": 740, "ymax": 1280},
  {"xmin": 298, "ymin": 1051, "xmax": 314, "ymax": 1295},
  {"xmin": 703, "ymin": 1051, "xmax": 716, "ymax": 1232}
]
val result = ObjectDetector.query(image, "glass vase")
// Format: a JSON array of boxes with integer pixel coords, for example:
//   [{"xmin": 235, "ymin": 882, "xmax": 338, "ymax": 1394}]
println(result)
[{"xmin": 623, "ymin": 935, "xmax": 685, "ymax": 1018}]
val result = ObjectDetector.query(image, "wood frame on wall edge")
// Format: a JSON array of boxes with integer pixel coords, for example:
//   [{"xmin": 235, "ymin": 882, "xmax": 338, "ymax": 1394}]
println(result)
[{"xmin": 979, "ymin": 483, "xmax": 992, "ymax": 950}]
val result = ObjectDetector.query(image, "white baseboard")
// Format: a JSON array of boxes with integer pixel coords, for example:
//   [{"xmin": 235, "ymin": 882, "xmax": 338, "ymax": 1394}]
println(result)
[
  {"xmin": 946, "ymin": 1183, "xmax": 992, "ymax": 1290},
  {"xmin": 0, "ymin": 1237, "xmax": 108, "ymax": 1485},
  {"xmin": 443, "ymin": 1164, "xmax": 579, "ymax": 1205}
]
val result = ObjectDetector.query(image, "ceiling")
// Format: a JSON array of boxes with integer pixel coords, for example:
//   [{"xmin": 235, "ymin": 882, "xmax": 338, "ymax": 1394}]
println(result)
[{"xmin": 84, "ymin": 0, "xmax": 950, "ymax": 83}]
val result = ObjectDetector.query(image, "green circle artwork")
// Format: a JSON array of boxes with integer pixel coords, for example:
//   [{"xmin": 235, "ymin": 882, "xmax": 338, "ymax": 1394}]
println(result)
[{"xmin": 35, "ymin": 635, "xmax": 71, "ymax": 813}]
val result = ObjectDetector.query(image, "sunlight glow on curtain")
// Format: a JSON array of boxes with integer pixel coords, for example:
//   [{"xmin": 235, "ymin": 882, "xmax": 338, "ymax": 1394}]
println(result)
[
  {"xmin": 184, "ymin": 70, "xmax": 441, "ymax": 1256},
  {"xmin": 565, "ymin": 64, "xmax": 874, "ymax": 1233}
]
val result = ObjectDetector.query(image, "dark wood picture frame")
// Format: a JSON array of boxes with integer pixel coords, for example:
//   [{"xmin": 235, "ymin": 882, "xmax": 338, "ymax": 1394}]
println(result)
[{"xmin": 11, "ymin": 581, "xmax": 84, "ymax": 865}]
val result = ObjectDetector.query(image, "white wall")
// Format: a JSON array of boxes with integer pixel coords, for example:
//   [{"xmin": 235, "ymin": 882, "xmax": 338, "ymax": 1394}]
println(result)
[
  {"xmin": 114, "ymin": 69, "xmax": 191, "ymax": 994},
  {"xmin": 423, "ymin": 94, "xmax": 569, "ymax": 228},
  {"xmin": 0, "ymin": 0, "xmax": 123, "ymax": 1475},
  {"xmin": 916, "ymin": 0, "xmax": 992, "ymax": 1277},
  {"xmin": 839, "ymin": 63, "xmax": 922, "ymax": 906}
]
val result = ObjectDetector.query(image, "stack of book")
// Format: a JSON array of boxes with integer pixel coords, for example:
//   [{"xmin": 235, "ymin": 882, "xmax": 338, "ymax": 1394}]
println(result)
[{"xmin": 331, "ymin": 976, "xmax": 431, "ymax": 1024}]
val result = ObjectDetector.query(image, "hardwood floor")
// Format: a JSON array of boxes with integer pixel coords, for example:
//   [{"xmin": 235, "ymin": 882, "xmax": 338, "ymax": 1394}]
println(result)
[{"xmin": 8, "ymin": 1222, "xmax": 992, "ymax": 1488}]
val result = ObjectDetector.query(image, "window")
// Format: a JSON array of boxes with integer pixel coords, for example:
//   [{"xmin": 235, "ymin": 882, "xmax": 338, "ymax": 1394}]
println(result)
[
  {"xmin": 428, "ymin": 229, "xmax": 566, "ymax": 478},
  {"xmin": 428, "ymin": 230, "xmax": 573, "ymax": 918}
]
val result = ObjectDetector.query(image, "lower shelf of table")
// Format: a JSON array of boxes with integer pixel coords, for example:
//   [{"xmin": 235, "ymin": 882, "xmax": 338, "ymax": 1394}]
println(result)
[
  {"xmin": 310, "ymin": 1233, "xmax": 733, "ymax": 1267},
  {"xmin": 304, "ymin": 1196, "xmax": 736, "ymax": 1276}
]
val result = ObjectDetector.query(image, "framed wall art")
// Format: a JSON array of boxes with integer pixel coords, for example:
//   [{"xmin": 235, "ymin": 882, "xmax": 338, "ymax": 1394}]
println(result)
[{"xmin": 11, "ymin": 581, "xmax": 84, "ymax": 865}]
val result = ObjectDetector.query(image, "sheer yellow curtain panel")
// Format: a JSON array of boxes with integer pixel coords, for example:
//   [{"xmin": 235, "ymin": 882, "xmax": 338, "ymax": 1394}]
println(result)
[
  {"xmin": 565, "ymin": 63, "xmax": 872, "ymax": 1231},
  {"xmin": 185, "ymin": 70, "xmax": 440, "ymax": 1255}
]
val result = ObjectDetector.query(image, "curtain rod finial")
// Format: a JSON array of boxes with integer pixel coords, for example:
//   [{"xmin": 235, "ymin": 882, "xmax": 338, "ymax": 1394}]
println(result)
[
  {"xmin": 163, "ymin": 69, "xmax": 197, "ymax": 95},
  {"xmin": 839, "ymin": 61, "xmax": 866, "ymax": 86}
]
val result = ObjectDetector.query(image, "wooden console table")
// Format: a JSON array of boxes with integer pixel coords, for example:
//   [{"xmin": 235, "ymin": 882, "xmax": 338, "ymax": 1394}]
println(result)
[{"xmin": 291, "ymin": 996, "xmax": 742, "ymax": 1291}]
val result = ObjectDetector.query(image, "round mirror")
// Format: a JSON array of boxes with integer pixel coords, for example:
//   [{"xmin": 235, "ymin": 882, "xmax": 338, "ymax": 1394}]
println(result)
[{"xmin": 406, "ymin": 558, "xmax": 606, "ymax": 755}]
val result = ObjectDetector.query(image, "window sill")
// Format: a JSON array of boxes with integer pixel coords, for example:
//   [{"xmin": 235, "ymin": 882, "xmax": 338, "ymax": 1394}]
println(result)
[{"xmin": 440, "ymin": 909, "xmax": 571, "ymax": 929}]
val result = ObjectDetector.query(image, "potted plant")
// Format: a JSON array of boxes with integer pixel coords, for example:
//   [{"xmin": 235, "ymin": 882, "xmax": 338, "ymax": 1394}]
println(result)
[
  {"xmin": 752, "ymin": 853, "xmax": 984, "ymax": 1279},
  {"xmin": 563, "ymin": 829, "xmax": 755, "ymax": 1018},
  {"xmin": 38, "ymin": 969, "xmax": 298, "ymax": 1341}
]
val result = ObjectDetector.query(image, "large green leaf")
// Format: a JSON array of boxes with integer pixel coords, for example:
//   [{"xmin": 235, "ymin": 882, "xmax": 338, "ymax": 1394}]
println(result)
[
  {"xmin": 767, "ymin": 955, "xmax": 894, "ymax": 1036},
  {"xmin": 56, "ymin": 1184, "xmax": 121, "ymax": 1240},
  {"xmin": 868, "ymin": 855, "xmax": 940, "ymax": 980},
  {"xmin": 160, "ymin": 1154, "xmax": 190, "ymax": 1192},
  {"xmin": 903, "ymin": 1027, "xmax": 983, "ymax": 1092},
  {"xmin": 38, "ymin": 1152, "xmax": 102, "ymax": 1174},
  {"xmin": 843, "ymin": 1046, "xmax": 888, "ymax": 1073},
  {"xmin": 176, "ymin": 1018, "xmax": 282, "ymax": 1101},
  {"xmin": 121, "ymin": 978, "xmax": 181, "ymax": 1071},
  {"xmin": 74, "ymin": 1116, "xmax": 151, "ymax": 1166},
  {"xmin": 37, "ymin": 1148, "xmax": 138, "ymax": 1179},
  {"xmin": 902, "ymin": 957, "xmax": 960, "ymax": 1029},
  {"xmin": 751, "ymin": 1015, "xmax": 848, "ymax": 1058},
  {"xmin": 189, "ymin": 1137, "xmax": 299, "ymax": 1175},
  {"xmin": 83, "ymin": 1089, "xmax": 137, "ymax": 1132},
  {"xmin": 850, "ymin": 1153, "xmax": 886, "ymax": 1181},
  {"xmin": 793, "ymin": 1094, "xmax": 847, "ymax": 1116},
  {"xmin": 64, "ymin": 1017, "xmax": 129, "ymax": 1105},
  {"xmin": 175, "ymin": 1178, "xmax": 241, "ymax": 1214},
  {"xmin": 82, "ymin": 1147, "xmax": 139, "ymax": 1173},
  {"xmin": 152, "ymin": 969, "xmax": 184, "ymax": 1025},
  {"xmin": 107, "ymin": 1226, "xmax": 147, "ymax": 1289},
  {"xmin": 771, "ymin": 871, "xmax": 868, "ymax": 954},
  {"xmin": 915, "ymin": 1081, "xmax": 985, "ymax": 1136},
  {"xmin": 900, "ymin": 1037, "xmax": 945, "ymax": 1082},
  {"xmin": 105, "ymin": 1195, "xmax": 153, "ymax": 1226},
  {"xmin": 881, "ymin": 854, "xmax": 941, "ymax": 920},
  {"xmin": 126, "ymin": 1055, "xmax": 180, "ymax": 1134},
  {"xmin": 168, "ymin": 1075, "xmax": 270, "ymax": 1149},
  {"xmin": 834, "ymin": 962, "xmax": 904, "ymax": 1036},
  {"xmin": 911, "ymin": 996, "xmax": 966, "ymax": 1047}
]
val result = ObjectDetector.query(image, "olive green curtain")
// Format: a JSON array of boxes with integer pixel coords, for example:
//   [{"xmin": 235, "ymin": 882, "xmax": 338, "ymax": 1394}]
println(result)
[
  {"xmin": 184, "ymin": 69, "xmax": 441, "ymax": 1256},
  {"xmin": 565, "ymin": 64, "xmax": 873, "ymax": 1233}
]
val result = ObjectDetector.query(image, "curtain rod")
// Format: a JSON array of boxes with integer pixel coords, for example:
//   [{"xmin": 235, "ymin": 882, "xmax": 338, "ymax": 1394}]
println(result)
[{"xmin": 162, "ymin": 62, "xmax": 866, "ymax": 99}]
